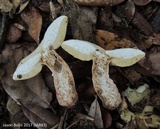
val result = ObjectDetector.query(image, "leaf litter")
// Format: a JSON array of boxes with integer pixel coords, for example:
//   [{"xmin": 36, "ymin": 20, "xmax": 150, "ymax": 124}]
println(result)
[{"xmin": 0, "ymin": 0, "xmax": 160, "ymax": 129}]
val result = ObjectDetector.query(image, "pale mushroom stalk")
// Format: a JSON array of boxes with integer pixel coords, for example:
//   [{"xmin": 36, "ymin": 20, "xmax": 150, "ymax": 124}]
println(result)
[
  {"xmin": 41, "ymin": 50, "xmax": 78, "ymax": 107},
  {"xmin": 61, "ymin": 39, "xmax": 145, "ymax": 110},
  {"xmin": 13, "ymin": 16, "xmax": 78, "ymax": 107},
  {"xmin": 92, "ymin": 51, "xmax": 122, "ymax": 109}
]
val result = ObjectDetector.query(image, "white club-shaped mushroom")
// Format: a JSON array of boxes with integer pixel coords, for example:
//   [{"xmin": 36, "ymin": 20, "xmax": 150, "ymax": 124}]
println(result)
[
  {"xmin": 61, "ymin": 39, "xmax": 145, "ymax": 110},
  {"xmin": 13, "ymin": 16, "xmax": 78, "ymax": 107},
  {"xmin": 13, "ymin": 15, "xmax": 68, "ymax": 80}
]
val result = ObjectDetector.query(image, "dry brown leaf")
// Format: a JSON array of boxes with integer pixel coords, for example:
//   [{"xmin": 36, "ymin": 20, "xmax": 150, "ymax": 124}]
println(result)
[
  {"xmin": 6, "ymin": 24, "xmax": 22, "ymax": 43},
  {"xmin": 9, "ymin": 0, "xmax": 21, "ymax": 17},
  {"xmin": 18, "ymin": 0, "xmax": 30, "ymax": 13},
  {"xmin": 7, "ymin": 97, "xmax": 21, "ymax": 115},
  {"xmin": 98, "ymin": 7, "xmax": 113, "ymax": 29},
  {"xmin": 74, "ymin": 0, "xmax": 124, "ymax": 6},
  {"xmin": 88, "ymin": 96, "xmax": 103, "ymax": 128},
  {"xmin": 63, "ymin": 0, "xmax": 96, "ymax": 42},
  {"xmin": 150, "ymin": 34, "xmax": 160, "ymax": 45},
  {"xmin": 133, "ymin": 0, "xmax": 151, "ymax": 6},
  {"xmin": 0, "ymin": 0, "xmax": 13, "ymax": 12},
  {"xmin": 21, "ymin": 4, "xmax": 42, "ymax": 44},
  {"xmin": 69, "ymin": 113, "xmax": 95, "ymax": 129},
  {"xmin": 124, "ymin": 68, "xmax": 141, "ymax": 83},
  {"xmin": 95, "ymin": 30, "xmax": 137, "ymax": 50},
  {"xmin": 38, "ymin": 1, "xmax": 50, "ymax": 12},
  {"xmin": 150, "ymin": 8, "xmax": 160, "ymax": 33},
  {"xmin": 102, "ymin": 110, "xmax": 112, "ymax": 129},
  {"xmin": 135, "ymin": 116, "xmax": 149, "ymax": 129},
  {"xmin": 148, "ymin": 52, "xmax": 160, "ymax": 75},
  {"xmin": 123, "ymin": 120, "xmax": 136, "ymax": 129},
  {"xmin": 131, "ymin": 11, "xmax": 153, "ymax": 36},
  {"xmin": 10, "ymin": 111, "xmax": 30, "ymax": 128},
  {"xmin": 22, "ymin": 104, "xmax": 60, "ymax": 129},
  {"xmin": 122, "ymin": 84, "xmax": 150, "ymax": 106},
  {"xmin": 149, "ymin": 90, "xmax": 160, "ymax": 107},
  {"xmin": 26, "ymin": 75, "xmax": 53, "ymax": 108},
  {"xmin": 116, "ymin": 0, "xmax": 135, "ymax": 23},
  {"xmin": 78, "ymin": 81, "xmax": 95, "ymax": 99}
]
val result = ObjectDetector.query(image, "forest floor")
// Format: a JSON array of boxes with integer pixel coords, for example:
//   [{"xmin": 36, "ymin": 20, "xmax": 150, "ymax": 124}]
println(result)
[{"xmin": 0, "ymin": 0, "xmax": 160, "ymax": 129}]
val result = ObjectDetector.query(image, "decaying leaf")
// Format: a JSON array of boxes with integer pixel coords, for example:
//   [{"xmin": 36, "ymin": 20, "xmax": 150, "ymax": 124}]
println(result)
[
  {"xmin": 0, "ymin": 0, "xmax": 13, "ymax": 12},
  {"xmin": 49, "ymin": 1, "xmax": 57, "ymax": 19},
  {"xmin": 149, "ymin": 90, "xmax": 160, "ymax": 107},
  {"xmin": 88, "ymin": 96, "xmax": 103, "ymax": 128},
  {"xmin": 25, "ymin": 75, "xmax": 53, "ymax": 108},
  {"xmin": 151, "ymin": 9, "xmax": 160, "ymax": 33},
  {"xmin": 131, "ymin": 11, "xmax": 153, "ymax": 36},
  {"xmin": 133, "ymin": 0, "xmax": 151, "ymax": 6},
  {"xmin": 7, "ymin": 97, "xmax": 21, "ymax": 115},
  {"xmin": 68, "ymin": 113, "xmax": 95, "ymax": 129},
  {"xmin": 148, "ymin": 52, "xmax": 160, "ymax": 75},
  {"xmin": 18, "ymin": 0, "xmax": 30, "ymax": 13},
  {"xmin": 74, "ymin": 0, "xmax": 125, "ymax": 6},
  {"xmin": 135, "ymin": 116, "xmax": 149, "ymax": 129},
  {"xmin": 95, "ymin": 29, "xmax": 137, "ymax": 50},
  {"xmin": 120, "ymin": 106, "xmax": 160, "ymax": 128},
  {"xmin": 21, "ymin": 4, "xmax": 42, "ymax": 44},
  {"xmin": 102, "ymin": 109, "xmax": 112, "ymax": 129},
  {"xmin": 22, "ymin": 104, "xmax": 60, "ymax": 129},
  {"xmin": 115, "ymin": 0, "xmax": 135, "ymax": 23},
  {"xmin": 0, "ymin": 13, "xmax": 8, "ymax": 50},
  {"xmin": 124, "ymin": 68, "xmax": 141, "ymax": 83},
  {"xmin": 63, "ymin": 0, "xmax": 96, "ymax": 42},
  {"xmin": 122, "ymin": 84, "xmax": 150, "ymax": 106},
  {"xmin": 6, "ymin": 24, "xmax": 22, "ymax": 43},
  {"xmin": 122, "ymin": 120, "xmax": 136, "ymax": 129},
  {"xmin": 9, "ymin": 0, "xmax": 21, "ymax": 17}
]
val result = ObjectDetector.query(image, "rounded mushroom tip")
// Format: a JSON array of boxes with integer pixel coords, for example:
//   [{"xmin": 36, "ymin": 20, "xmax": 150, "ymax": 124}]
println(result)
[
  {"xmin": 12, "ymin": 72, "xmax": 22, "ymax": 80},
  {"xmin": 105, "ymin": 48, "xmax": 145, "ymax": 67},
  {"xmin": 61, "ymin": 39, "xmax": 97, "ymax": 61},
  {"xmin": 56, "ymin": 15, "xmax": 68, "ymax": 25}
]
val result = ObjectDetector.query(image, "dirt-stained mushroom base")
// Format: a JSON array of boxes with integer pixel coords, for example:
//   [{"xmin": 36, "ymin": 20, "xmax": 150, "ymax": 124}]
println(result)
[
  {"xmin": 92, "ymin": 51, "xmax": 122, "ymax": 110},
  {"xmin": 41, "ymin": 50, "xmax": 78, "ymax": 107}
]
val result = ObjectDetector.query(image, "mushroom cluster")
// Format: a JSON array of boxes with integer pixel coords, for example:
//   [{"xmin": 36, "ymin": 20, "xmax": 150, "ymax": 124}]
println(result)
[
  {"xmin": 61, "ymin": 40, "xmax": 145, "ymax": 109},
  {"xmin": 13, "ymin": 15, "xmax": 145, "ymax": 110},
  {"xmin": 13, "ymin": 15, "xmax": 78, "ymax": 107}
]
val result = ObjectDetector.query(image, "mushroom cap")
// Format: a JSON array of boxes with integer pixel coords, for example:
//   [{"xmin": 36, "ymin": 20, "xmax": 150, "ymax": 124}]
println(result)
[
  {"xmin": 61, "ymin": 39, "xmax": 105, "ymax": 61},
  {"xmin": 13, "ymin": 53, "xmax": 42, "ymax": 80},
  {"xmin": 105, "ymin": 48, "xmax": 145, "ymax": 67},
  {"xmin": 41, "ymin": 15, "xmax": 68, "ymax": 50}
]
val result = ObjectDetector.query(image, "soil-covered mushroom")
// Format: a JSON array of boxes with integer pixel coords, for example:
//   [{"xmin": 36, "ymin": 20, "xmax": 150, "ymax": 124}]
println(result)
[{"xmin": 61, "ymin": 39, "xmax": 145, "ymax": 110}]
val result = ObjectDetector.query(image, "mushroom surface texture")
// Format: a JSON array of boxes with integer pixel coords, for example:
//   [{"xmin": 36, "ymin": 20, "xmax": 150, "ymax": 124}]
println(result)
[
  {"xmin": 13, "ymin": 53, "xmax": 42, "ymax": 80},
  {"xmin": 105, "ymin": 48, "xmax": 145, "ymax": 67},
  {"xmin": 61, "ymin": 39, "xmax": 145, "ymax": 110},
  {"xmin": 41, "ymin": 50, "xmax": 78, "ymax": 107},
  {"xmin": 61, "ymin": 39, "xmax": 105, "ymax": 61},
  {"xmin": 12, "ymin": 16, "xmax": 78, "ymax": 107}
]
